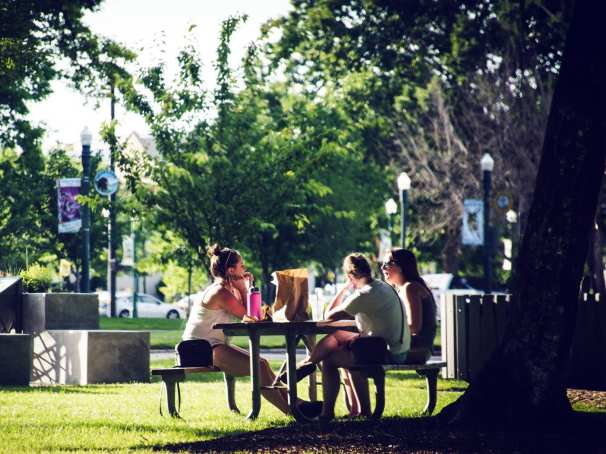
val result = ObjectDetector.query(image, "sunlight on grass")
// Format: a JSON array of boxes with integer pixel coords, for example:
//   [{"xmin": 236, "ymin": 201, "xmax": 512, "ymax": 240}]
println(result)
[{"xmin": 0, "ymin": 359, "xmax": 468, "ymax": 453}]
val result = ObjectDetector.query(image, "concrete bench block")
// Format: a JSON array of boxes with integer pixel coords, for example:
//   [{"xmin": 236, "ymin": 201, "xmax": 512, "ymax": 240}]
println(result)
[
  {"xmin": 32, "ymin": 330, "xmax": 149, "ymax": 385},
  {"xmin": 22, "ymin": 293, "xmax": 99, "ymax": 333},
  {"xmin": 0, "ymin": 334, "xmax": 32, "ymax": 385}
]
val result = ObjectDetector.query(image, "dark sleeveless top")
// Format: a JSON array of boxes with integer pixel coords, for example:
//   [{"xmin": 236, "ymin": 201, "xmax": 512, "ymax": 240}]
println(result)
[{"xmin": 410, "ymin": 292, "xmax": 437, "ymax": 352}]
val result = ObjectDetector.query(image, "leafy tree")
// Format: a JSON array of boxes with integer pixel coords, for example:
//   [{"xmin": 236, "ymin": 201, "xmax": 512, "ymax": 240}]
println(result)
[
  {"xmin": 0, "ymin": 1, "xmax": 133, "ymax": 146},
  {"xmin": 0, "ymin": 146, "xmax": 46, "ymax": 270},
  {"xmin": 120, "ymin": 16, "xmax": 385, "ymax": 287},
  {"xmin": 265, "ymin": 1, "xmax": 573, "ymax": 273}
]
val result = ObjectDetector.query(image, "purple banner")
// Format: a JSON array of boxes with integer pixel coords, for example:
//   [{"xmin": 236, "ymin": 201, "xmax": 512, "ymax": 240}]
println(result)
[{"xmin": 57, "ymin": 178, "xmax": 82, "ymax": 233}]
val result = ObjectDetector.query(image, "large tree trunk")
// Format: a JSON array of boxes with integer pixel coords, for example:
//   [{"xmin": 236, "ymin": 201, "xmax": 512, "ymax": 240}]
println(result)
[
  {"xmin": 440, "ymin": 2, "xmax": 606, "ymax": 429},
  {"xmin": 587, "ymin": 207, "xmax": 605, "ymax": 297}
]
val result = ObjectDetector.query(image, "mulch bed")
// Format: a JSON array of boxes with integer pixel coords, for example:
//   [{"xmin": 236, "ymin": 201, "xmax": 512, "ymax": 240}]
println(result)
[
  {"xmin": 567, "ymin": 389, "xmax": 606, "ymax": 409},
  {"xmin": 159, "ymin": 406, "xmax": 606, "ymax": 454}
]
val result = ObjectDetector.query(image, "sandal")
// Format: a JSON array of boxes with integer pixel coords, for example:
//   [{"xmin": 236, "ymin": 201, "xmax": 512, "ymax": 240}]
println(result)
[{"xmin": 278, "ymin": 362, "xmax": 316, "ymax": 385}]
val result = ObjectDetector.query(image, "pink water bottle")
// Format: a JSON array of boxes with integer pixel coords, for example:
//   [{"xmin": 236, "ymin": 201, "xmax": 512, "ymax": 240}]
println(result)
[{"xmin": 247, "ymin": 286, "xmax": 261, "ymax": 319}]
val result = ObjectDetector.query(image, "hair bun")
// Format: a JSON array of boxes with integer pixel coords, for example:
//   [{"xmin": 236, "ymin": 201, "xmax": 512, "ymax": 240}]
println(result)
[{"xmin": 207, "ymin": 243, "xmax": 222, "ymax": 258}]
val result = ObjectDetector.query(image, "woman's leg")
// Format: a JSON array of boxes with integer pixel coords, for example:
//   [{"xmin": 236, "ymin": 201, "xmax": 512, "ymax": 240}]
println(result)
[
  {"xmin": 320, "ymin": 347, "xmax": 357, "ymax": 419},
  {"xmin": 341, "ymin": 369, "xmax": 360, "ymax": 416},
  {"xmin": 213, "ymin": 344, "xmax": 290, "ymax": 415},
  {"xmin": 348, "ymin": 370, "xmax": 371, "ymax": 417},
  {"xmin": 308, "ymin": 330, "xmax": 358, "ymax": 364}
]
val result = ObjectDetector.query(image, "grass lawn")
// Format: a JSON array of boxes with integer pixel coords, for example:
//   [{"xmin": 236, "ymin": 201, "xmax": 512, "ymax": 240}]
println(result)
[
  {"xmin": 99, "ymin": 317, "xmax": 444, "ymax": 351},
  {"xmin": 99, "ymin": 317, "xmax": 286, "ymax": 350},
  {"xmin": 0, "ymin": 359, "xmax": 469, "ymax": 453}
]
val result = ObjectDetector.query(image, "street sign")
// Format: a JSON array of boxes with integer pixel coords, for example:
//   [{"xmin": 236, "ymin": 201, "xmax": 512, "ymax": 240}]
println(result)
[
  {"xmin": 497, "ymin": 195, "xmax": 509, "ymax": 209},
  {"xmin": 94, "ymin": 170, "xmax": 119, "ymax": 196}
]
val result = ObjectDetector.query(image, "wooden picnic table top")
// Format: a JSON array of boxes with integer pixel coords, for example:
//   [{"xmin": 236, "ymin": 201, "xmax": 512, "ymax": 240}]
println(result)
[{"xmin": 214, "ymin": 319, "xmax": 358, "ymax": 336}]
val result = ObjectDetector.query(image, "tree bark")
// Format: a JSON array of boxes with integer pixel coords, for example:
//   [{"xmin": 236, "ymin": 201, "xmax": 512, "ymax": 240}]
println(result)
[
  {"xmin": 587, "ymin": 209, "xmax": 605, "ymax": 297},
  {"xmin": 440, "ymin": 2, "xmax": 606, "ymax": 429},
  {"xmin": 442, "ymin": 225, "xmax": 460, "ymax": 274}
]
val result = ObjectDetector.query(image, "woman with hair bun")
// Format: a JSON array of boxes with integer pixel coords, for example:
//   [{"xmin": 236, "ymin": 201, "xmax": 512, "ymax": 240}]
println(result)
[{"xmin": 182, "ymin": 244, "xmax": 296, "ymax": 414}]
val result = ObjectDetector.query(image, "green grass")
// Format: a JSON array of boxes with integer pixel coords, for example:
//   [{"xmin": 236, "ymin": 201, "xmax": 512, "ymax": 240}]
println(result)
[
  {"xmin": 99, "ymin": 317, "xmax": 288, "ymax": 350},
  {"xmin": 99, "ymin": 317, "xmax": 444, "ymax": 350},
  {"xmin": 0, "ymin": 359, "xmax": 468, "ymax": 453}
]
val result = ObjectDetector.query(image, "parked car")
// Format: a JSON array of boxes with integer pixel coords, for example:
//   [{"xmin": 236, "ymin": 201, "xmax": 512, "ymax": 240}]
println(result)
[
  {"xmin": 421, "ymin": 273, "xmax": 483, "ymax": 321},
  {"xmin": 98, "ymin": 291, "xmax": 186, "ymax": 319},
  {"xmin": 175, "ymin": 291, "xmax": 205, "ymax": 317}
]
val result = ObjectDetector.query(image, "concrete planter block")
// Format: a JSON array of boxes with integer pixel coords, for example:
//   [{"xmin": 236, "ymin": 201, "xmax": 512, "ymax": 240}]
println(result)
[
  {"xmin": 0, "ymin": 334, "xmax": 32, "ymax": 385},
  {"xmin": 32, "ymin": 330, "xmax": 149, "ymax": 385},
  {"xmin": 22, "ymin": 293, "xmax": 99, "ymax": 333}
]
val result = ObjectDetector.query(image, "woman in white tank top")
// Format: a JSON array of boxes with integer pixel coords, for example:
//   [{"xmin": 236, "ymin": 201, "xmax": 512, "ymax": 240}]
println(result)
[{"xmin": 183, "ymin": 244, "xmax": 320, "ymax": 417}]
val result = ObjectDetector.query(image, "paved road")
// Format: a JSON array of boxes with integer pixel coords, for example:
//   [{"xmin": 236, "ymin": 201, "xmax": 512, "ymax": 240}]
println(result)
[{"xmin": 151, "ymin": 348, "xmax": 309, "ymax": 362}]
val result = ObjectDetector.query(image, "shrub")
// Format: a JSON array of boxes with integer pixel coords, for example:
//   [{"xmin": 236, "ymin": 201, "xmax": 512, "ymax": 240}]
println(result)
[{"xmin": 20, "ymin": 264, "xmax": 55, "ymax": 293}]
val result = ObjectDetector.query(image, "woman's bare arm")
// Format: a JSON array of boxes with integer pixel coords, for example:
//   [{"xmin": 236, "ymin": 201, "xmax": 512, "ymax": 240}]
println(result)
[
  {"xmin": 215, "ymin": 287, "xmax": 247, "ymax": 319},
  {"xmin": 404, "ymin": 283, "xmax": 423, "ymax": 335}
]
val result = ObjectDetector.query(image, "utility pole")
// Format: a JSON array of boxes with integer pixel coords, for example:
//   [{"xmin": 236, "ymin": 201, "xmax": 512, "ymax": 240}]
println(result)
[
  {"xmin": 108, "ymin": 83, "xmax": 118, "ymax": 317},
  {"xmin": 80, "ymin": 127, "xmax": 92, "ymax": 292}
]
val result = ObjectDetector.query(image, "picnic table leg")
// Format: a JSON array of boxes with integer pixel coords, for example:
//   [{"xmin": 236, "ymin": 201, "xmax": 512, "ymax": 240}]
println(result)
[
  {"xmin": 286, "ymin": 332, "xmax": 310, "ymax": 422},
  {"xmin": 368, "ymin": 367, "xmax": 386, "ymax": 420},
  {"xmin": 417, "ymin": 368, "xmax": 439, "ymax": 416},
  {"xmin": 223, "ymin": 373, "xmax": 239, "ymax": 414},
  {"xmin": 247, "ymin": 329, "xmax": 261, "ymax": 420},
  {"xmin": 302, "ymin": 335, "xmax": 318, "ymax": 401},
  {"xmin": 163, "ymin": 375, "xmax": 181, "ymax": 418}
]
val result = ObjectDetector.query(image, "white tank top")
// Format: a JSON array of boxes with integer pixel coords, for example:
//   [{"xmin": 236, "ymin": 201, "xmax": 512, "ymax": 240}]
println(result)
[{"xmin": 182, "ymin": 285, "xmax": 239, "ymax": 346}]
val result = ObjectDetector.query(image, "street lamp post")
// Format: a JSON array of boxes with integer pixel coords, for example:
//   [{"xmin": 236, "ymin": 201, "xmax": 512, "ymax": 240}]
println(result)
[
  {"xmin": 108, "ymin": 85, "xmax": 118, "ymax": 317},
  {"xmin": 481, "ymin": 153, "xmax": 494, "ymax": 293},
  {"xmin": 385, "ymin": 198, "xmax": 397, "ymax": 244},
  {"xmin": 397, "ymin": 172, "xmax": 411, "ymax": 248},
  {"xmin": 80, "ymin": 127, "xmax": 92, "ymax": 293}
]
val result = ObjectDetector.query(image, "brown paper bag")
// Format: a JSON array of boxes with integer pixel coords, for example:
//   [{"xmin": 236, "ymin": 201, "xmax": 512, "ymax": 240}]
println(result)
[{"xmin": 272, "ymin": 268, "xmax": 309, "ymax": 321}]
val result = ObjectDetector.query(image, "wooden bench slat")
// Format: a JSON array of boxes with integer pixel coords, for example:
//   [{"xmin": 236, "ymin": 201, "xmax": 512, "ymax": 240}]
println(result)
[
  {"xmin": 151, "ymin": 366, "xmax": 219, "ymax": 376},
  {"xmin": 348, "ymin": 361, "xmax": 446, "ymax": 372}
]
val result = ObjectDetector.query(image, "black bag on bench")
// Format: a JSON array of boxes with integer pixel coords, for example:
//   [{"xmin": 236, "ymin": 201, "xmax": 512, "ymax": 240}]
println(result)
[
  {"xmin": 175, "ymin": 339, "xmax": 213, "ymax": 367},
  {"xmin": 350, "ymin": 336, "xmax": 388, "ymax": 364}
]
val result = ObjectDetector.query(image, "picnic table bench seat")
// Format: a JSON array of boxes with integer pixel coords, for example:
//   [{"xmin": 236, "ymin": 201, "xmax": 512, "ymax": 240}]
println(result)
[
  {"xmin": 347, "ymin": 359, "xmax": 446, "ymax": 419},
  {"xmin": 151, "ymin": 366, "xmax": 238, "ymax": 417}
]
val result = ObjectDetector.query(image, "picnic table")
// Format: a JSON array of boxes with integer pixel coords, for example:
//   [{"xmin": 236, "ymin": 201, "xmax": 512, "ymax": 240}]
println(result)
[{"xmin": 214, "ymin": 320, "xmax": 357, "ymax": 422}]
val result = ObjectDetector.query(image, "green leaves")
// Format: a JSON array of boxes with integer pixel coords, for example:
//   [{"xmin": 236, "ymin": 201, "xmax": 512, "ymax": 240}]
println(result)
[{"xmin": 118, "ymin": 15, "xmax": 386, "ymax": 284}]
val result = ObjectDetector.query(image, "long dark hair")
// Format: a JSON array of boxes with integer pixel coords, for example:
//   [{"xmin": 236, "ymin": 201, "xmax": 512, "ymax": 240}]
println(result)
[
  {"xmin": 389, "ymin": 248, "xmax": 430, "ymax": 292},
  {"xmin": 207, "ymin": 244, "xmax": 240, "ymax": 279}
]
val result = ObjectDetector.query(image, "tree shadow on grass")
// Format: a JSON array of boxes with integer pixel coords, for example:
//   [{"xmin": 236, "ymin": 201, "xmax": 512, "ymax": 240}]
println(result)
[{"xmin": 156, "ymin": 412, "xmax": 606, "ymax": 453}]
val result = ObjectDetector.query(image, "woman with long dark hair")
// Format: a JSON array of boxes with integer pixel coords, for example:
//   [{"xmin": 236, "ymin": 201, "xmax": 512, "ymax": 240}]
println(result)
[{"xmin": 381, "ymin": 248, "xmax": 436, "ymax": 364}]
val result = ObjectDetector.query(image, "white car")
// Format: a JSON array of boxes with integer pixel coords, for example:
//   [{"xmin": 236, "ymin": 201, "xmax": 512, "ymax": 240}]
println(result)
[
  {"xmin": 98, "ymin": 292, "xmax": 186, "ymax": 319},
  {"xmin": 421, "ymin": 273, "xmax": 483, "ymax": 321},
  {"xmin": 175, "ymin": 292, "xmax": 205, "ymax": 317}
]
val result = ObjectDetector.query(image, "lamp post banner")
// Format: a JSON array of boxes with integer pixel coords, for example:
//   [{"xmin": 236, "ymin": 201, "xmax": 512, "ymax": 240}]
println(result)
[
  {"xmin": 462, "ymin": 199, "xmax": 484, "ymax": 246},
  {"xmin": 122, "ymin": 234, "xmax": 135, "ymax": 267},
  {"xmin": 57, "ymin": 178, "xmax": 82, "ymax": 233}
]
